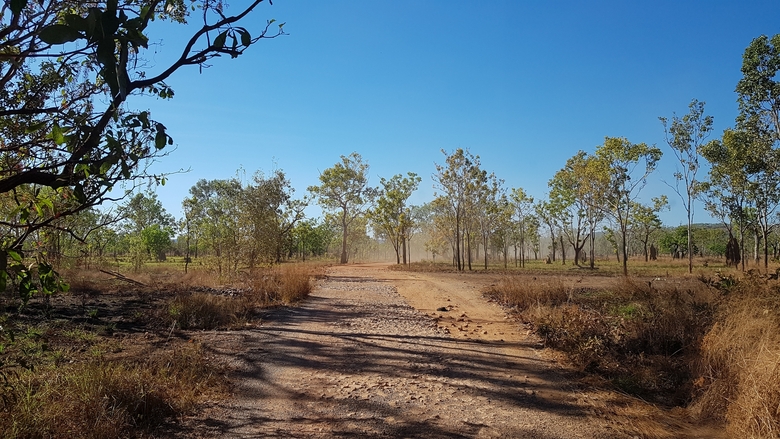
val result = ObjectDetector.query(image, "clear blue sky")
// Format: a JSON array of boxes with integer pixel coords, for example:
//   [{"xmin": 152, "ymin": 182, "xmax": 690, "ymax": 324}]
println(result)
[{"xmin": 131, "ymin": 0, "xmax": 780, "ymax": 226}]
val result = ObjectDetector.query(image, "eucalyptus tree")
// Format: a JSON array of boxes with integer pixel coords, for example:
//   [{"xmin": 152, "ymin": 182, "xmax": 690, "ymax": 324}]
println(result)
[
  {"xmin": 534, "ymin": 200, "xmax": 559, "ymax": 263},
  {"xmin": 426, "ymin": 198, "xmax": 455, "ymax": 264},
  {"xmin": 629, "ymin": 196, "xmax": 668, "ymax": 262},
  {"xmin": 660, "ymin": 99, "xmax": 713, "ymax": 273},
  {"xmin": 118, "ymin": 190, "xmax": 175, "ymax": 268},
  {"xmin": 309, "ymin": 153, "xmax": 376, "ymax": 264},
  {"xmin": 474, "ymin": 172, "xmax": 505, "ymax": 270},
  {"xmin": 432, "ymin": 149, "xmax": 483, "ymax": 271},
  {"xmin": 0, "ymin": 0, "xmax": 282, "ymax": 294},
  {"xmin": 525, "ymin": 215, "xmax": 541, "ymax": 260},
  {"xmin": 184, "ymin": 178, "xmax": 243, "ymax": 278},
  {"xmin": 509, "ymin": 188, "xmax": 534, "ymax": 267},
  {"xmin": 732, "ymin": 34, "xmax": 780, "ymax": 269},
  {"xmin": 592, "ymin": 137, "xmax": 662, "ymax": 275},
  {"xmin": 370, "ymin": 173, "xmax": 421, "ymax": 264},
  {"xmin": 548, "ymin": 152, "xmax": 600, "ymax": 267},
  {"xmin": 242, "ymin": 170, "xmax": 309, "ymax": 265},
  {"xmin": 701, "ymin": 129, "xmax": 755, "ymax": 270}
]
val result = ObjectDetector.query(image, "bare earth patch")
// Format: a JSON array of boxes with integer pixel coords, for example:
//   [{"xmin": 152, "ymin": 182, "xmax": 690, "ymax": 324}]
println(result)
[{"xmin": 175, "ymin": 263, "xmax": 642, "ymax": 438}]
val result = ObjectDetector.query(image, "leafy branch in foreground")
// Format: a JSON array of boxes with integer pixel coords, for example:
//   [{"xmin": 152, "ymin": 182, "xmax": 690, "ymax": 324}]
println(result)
[{"xmin": 0, "ymin": 0, "xmax": 283, "ymax": 300}]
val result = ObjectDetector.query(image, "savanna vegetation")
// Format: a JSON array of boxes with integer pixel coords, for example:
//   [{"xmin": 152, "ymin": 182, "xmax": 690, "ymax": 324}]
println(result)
[{"xmin": 3, "ymin": 0, "xmax": 780, "ymax": 437}]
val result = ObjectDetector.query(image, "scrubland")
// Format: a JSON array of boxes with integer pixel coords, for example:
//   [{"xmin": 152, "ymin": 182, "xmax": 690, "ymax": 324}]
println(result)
[
  {"xmin": 0, "ymin": 263, "xmax": 322, "ymax": 438},
  {"xmin": 480, "ymin": 261, "xmax": 780, "ymax": 438}
]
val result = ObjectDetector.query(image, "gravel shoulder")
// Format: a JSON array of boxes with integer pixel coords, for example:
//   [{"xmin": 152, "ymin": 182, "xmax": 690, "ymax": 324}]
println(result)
[{"xmin": 176, "ymin": 263, "xmax": 631, "ymax": 438}]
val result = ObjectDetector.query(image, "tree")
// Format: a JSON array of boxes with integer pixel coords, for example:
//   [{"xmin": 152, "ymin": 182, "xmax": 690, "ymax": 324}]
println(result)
[
  {"xmin": 184, "ymin": 178, "xmax": 243, "ymax": 278},
  {"xmin": 733, "ymin": 34, "xmax": 780, "ymax": 270},
  {"xmin": 309, "ymin": 153, "xmax": 376, "ymax": 264},
  {"xmin": 119, "ymin": 190, "xmax": 175, "ymax": 234},
  {"xmin": 592, "ymin": 137, "xmax": 662, "ymax": 275},
  {"xmin": 0, "ymin": 0, "xmax": 282, "ymax": 294},
  {"xmin": 508, "ymin": 188, "xmax": 534, "ymax": 268},
  {"xmin": 432, "ymin": 149, "xmax": 483, "ymax": 271},
  {"xmin": 701, "ymin": 129, "xmax": 757, "ymax": 270},
  {"xmin": 630, "ymin": 196, "xmax": 668, "ymax": 262},
  {"xmin": 242, "ymin": 170, "xmax": 308, "ymax": 265},
  {"xmin": 660, "ymin": 99, "xmax": 713, "ymax": 273},
  {"xmin": 140, "ymin": 224, "xmax": 174, "ymax": 262},
  {"xmin": 474, "ymin": 172, "xmax": 504, "ymax": 270},
  {"xmin": 370, "ymin": 173, "xmax": 421, "ymax": 264},
  {"xmin": 118, "ymin": 190, "xmax": 174, "ymax": 270},
  {"xmin": 548, "ymin": 151, "xmax": 602, "ymax": 267},
  {"xmin": 535, "ymin": 200, "xmax": 559, "ymax": 263}
]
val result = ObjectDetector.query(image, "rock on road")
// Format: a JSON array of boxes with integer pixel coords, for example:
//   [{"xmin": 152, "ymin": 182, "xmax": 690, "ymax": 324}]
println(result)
[{"xmin": 177, "ymin": 263, "xmax": 628, "ymax": 438}]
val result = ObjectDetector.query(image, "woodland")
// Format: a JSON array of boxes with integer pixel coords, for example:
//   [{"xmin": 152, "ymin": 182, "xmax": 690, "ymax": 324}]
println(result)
[{"xmin": 3, "ymin": 1, "xmax": 780, "ymax": 438}]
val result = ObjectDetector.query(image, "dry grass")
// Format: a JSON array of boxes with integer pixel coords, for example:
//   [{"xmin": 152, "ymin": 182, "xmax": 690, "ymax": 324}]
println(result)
[
  {"xmin": 1, "ymin": 343, "xmax": 226, "ymax": 439},
  {"xmin": 248, "ymin": 263, "xmax": 317, "ymax": 305},
  {"xmin": 693, "ymin": 276, "xmax": 780, "ymax": 438},
  {"xmin": 486, "ymin": 276, "xmax": 570, "ymax": 310},
  {"xmin": 0, "ymin": 262, "xmax": 321, "ymax": 439},
  {"xmin": 488, "ymin": 275, "xmax": 719, "ymax": 405},
  {"xmin": 166, "ymin": 293, "xmax": 251, "ymax": 330},
  {"xmin": 162, "ymin": 263, "xmax": 318, "ymax": 330}
]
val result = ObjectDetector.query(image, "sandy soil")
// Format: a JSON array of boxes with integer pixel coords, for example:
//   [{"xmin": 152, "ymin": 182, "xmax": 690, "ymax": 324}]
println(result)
[{"xmin": 174, "ymin": 263, "xmax": 720, "ymax": 438}]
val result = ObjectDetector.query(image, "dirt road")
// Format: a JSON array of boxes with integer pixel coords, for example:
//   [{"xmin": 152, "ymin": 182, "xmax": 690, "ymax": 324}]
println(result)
[{"xmin": 178, "ymin": 263, "xmax": 629, "ymax": 438}]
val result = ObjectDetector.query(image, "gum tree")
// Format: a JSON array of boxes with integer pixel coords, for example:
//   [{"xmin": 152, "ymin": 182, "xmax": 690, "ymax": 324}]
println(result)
[
  {"xmin": 309, "ymin": 153, "xmax": 376, "ymax": 264},
  {"xmin": 593, "ymin": 137, "xmax": 662, "ymax": 276},
  {"xmin": 370, "ymin": 173, "xmax": 421, "ymax": 265},
  {"xmin": 0, "ymin": 0, "xmax": 282, "ymax": 296},
  {"xmin": 660, "ymin": 99, "xmax": 713, "ymax": 273}
]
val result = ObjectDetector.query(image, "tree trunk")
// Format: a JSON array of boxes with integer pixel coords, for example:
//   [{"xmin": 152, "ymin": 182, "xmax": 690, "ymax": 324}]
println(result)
[
  {"xmin": 402, "ymin": 233, "xmax": 408, "ymax": 265},
  {"xmin": 560, "ymin": 235, "xmax": 566, "ymax": 265},
  {"xmin": 340, "ymin": 215, "xmax": 349, "ymax": 264}
]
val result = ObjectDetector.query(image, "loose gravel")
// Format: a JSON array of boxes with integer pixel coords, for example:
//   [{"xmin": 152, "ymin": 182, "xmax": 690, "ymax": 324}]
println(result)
[{"xmin": 175, "ymin": 271, "xmax": 627, "ymax": 438}]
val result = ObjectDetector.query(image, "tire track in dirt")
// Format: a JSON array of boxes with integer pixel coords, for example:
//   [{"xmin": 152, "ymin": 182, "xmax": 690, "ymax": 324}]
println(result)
[{"xmin": 177, "ymin": 264, "xmax": 627, "ymax": 438}]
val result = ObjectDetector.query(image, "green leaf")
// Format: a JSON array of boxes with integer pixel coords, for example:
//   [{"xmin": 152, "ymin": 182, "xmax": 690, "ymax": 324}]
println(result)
[
  {"xmin": 7, "ymin": 250, "xmax": 22, "ymax": 263},
  {"xmin": 213, "ymin": 31, "xmax": 227, "ymax": 49},
  {"xmin": 25, "ymin": 121, "xmax": 46, "ymax": 134},
  {"xmin": 39, "ymin": 24, "xmax": 81, "ymax": 45},
  {"xmin": 155, "ymin": 123, "xmax": 167, "ymax": 149},
  {"xmin": 73, "ymin": 185, "xmax": 86, "ymax": 203},
  {"xmin": 10, "ymin": 0, "xmax": 27, "ymax": 15},
  {"xmin": 64, "ymin": 14, "xmax": 89, "ymax": 32},
  {"xmin": 51, "ymin": 123, "xmax": 65, "ymax": 145},
  {"xmin": 237, "ymin": 28, "xmax": 251, "ymax": 46}
]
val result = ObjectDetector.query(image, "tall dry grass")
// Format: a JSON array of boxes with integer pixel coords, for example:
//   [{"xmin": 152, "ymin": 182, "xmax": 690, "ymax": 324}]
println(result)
[
  {"xmin": 488, "ymin": 275, "xmax": 719, "ymax": 404},
  {"xmin": 163, "ymin": 263, "xmax": 317, "ymax": 330},
  {"xmin": 1, "ymin": 343, "xmax": 226, "ymax": 439},
  {"xmin": 487, "ymin": 276, "xmax": 571, "ymax": 310},
  {"xmin": 693, "ymin": 277, "xmax": 780, "ymax": 438}
]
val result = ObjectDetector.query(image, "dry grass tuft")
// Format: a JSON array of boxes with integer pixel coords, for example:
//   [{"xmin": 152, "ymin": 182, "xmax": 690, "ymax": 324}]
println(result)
[
  {"xmin": 486, "ymin": 276, "xmax": 570, "ymax": 310},
  {"xmin": 248, "ymin": 264, "xmax": 315, "ymax": 305},
  {"xmin": 693, "ymin": 277, "xmax": 780, "ymax": 438},
  {"xmin": 1, "ymin": 343, "xmax": 226, "ymax": 439},
  {"xmin": 166, "ymin": 292, "xmax": 250, "ymax": 330}
]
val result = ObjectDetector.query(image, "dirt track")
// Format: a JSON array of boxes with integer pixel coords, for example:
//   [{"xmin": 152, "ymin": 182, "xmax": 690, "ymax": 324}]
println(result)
[{"xmin": 177, "ymin": 263, "xmax": 631, "ymax": 438}]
